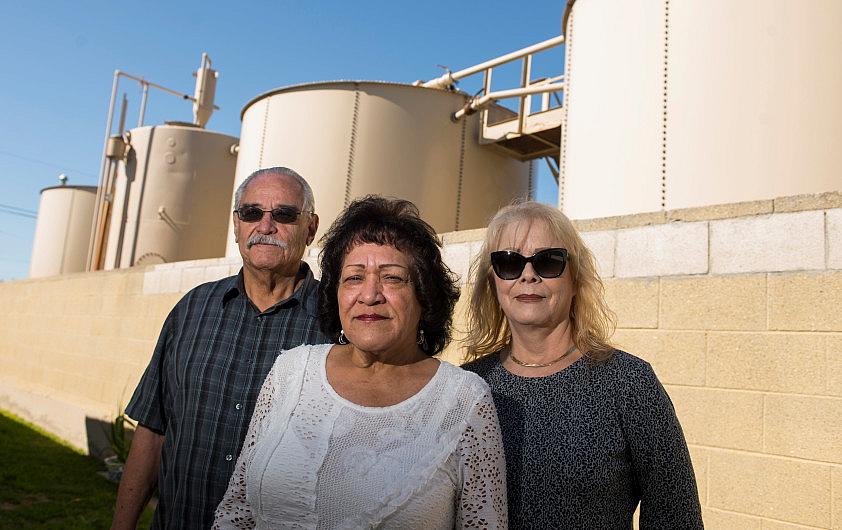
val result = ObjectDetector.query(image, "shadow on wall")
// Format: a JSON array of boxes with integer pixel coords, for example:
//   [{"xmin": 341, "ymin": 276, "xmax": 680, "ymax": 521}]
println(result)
[{"xmin": 84, "ymin": 415, "xmax": 135, "ymax": 460}]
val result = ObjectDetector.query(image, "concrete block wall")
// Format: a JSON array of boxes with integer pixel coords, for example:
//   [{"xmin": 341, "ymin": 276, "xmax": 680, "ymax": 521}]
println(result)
[
  {"xmin": 0, "ymin": 269, "xmax": 182, "ymax": 452},
  {"xmin": 1, "ymin": 192, "xmax": 841, "ymax": 527},
  {"xmin": 437, "ymin": 193, "xmax": 842, "ymax": 529},
  {"xmin": 0, "ymin": 252, "xmax": 306, "ymax": 453}
]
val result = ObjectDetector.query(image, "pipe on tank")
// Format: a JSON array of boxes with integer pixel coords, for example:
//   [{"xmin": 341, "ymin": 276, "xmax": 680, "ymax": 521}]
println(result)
[
  {"xmin": 138, "ymin": 82, "xmax": 149, "ymax": 127},
  {"xmin": 99, "ymin": 158, "xmax": 122, "ymax": 268},
  {"xmin": 451, "ymin": 82, "xmax": 565, "ymax": 121},
  {"xmin": 192, "ymin": 53, "xmax": 218, "ymax": 127},
  {"xmin": 87, "ymin": 59, "xmax": 223, "ymax": 270},
  {"xmin": 89, "ymin": 91, "xmax": 128, "ymax": 270}
]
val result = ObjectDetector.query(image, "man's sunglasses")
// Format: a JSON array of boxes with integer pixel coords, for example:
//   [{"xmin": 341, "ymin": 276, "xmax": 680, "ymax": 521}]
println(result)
[
  {"xmin": 490, "ymin": 248, "xmax": 569, "ymax": 280},
  {"xmin": 234, "ymin": 205, "xmax": 311, "ymax": 224}
]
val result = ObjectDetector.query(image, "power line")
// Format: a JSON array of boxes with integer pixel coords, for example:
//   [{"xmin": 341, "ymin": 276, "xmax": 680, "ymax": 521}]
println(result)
[
  {"xmin": 0, "ymin": 210, "xmax": 37, "ymax": 220},
  {"xmin": 0, "ymin": 149, "xmax": 97, "ymax": 179},
  {"xmin": 0, "ymin": 205, "xmax": 37, "ymax": 220},
  {"xmin": 0, "ymin": 202, "xmax": 36, "ymax": 215}
]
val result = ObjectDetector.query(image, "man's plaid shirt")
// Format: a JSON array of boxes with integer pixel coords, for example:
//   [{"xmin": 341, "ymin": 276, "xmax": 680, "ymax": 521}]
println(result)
[{"xmin": 126, "ymin": 264, "xmax": 328, "ymax": 529}]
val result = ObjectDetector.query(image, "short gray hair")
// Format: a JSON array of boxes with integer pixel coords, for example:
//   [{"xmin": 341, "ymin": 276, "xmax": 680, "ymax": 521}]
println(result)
[{"xmin": 234, "ymin": 167, "xmax": 315, "ymax": 212}]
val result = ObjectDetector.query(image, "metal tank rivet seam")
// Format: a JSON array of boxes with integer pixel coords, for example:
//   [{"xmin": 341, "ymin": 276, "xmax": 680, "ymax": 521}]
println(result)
[
  {"xmin": 343, "ymin": 85, "xmax": 361, "ymax": 208},
  {"xmin": 454, "ymin": 112, "xmax": 467, "ymax": 231},
  {"xmin": 661, "ymin": 0, "xmax": 670, "ymax": 210},
  {"xmin": 559, "ymin": 8, "xmax": 575, "ymax": 212}
]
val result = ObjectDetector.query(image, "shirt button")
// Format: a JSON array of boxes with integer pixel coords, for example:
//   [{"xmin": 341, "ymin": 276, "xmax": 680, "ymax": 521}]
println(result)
[
  {"xmin": 235, "ymin": 403, "xmax": 242, "ymax": 410},
  {"xmin": 225, "ymin": 454, "xmax": 233, "ymax": 461}
]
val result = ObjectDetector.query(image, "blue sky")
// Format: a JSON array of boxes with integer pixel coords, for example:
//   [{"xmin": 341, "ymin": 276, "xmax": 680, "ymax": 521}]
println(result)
[{"xmin": 0, "ymin": 0, "xmax": 564, "ymax": 280}]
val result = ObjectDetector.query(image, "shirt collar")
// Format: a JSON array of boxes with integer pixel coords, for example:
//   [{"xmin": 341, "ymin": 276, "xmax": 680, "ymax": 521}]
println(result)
[{"xmin": 222, "ymin": 262, "xmax": 319, "ymax": 318}]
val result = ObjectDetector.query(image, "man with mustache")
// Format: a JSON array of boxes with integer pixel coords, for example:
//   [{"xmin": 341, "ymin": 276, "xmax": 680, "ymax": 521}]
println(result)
[{"xmin": 112, "ymin": 167, "xmax": 328, "ymax": 529}]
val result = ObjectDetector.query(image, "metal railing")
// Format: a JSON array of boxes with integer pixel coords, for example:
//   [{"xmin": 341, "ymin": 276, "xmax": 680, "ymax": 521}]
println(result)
[{"xmin": 420, "ymin": 34, "xmax": 565, "ymax": 143}]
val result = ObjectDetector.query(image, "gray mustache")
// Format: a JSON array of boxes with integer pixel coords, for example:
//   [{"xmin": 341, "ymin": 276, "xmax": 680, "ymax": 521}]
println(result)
[{"xmin": 246, "ymin": 234, "xmax": 288, "ymax": 249}]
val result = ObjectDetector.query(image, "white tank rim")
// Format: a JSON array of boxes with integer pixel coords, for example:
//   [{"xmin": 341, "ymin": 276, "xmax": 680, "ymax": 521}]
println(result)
[
  {"xmin": 240, "ymin": 80, "xmax": 471, "ymax": 120},
  {"xmin": 39, "ymin": 185, "xmax": 98, "ymax": 194},
  {"xmin": 162, "ymin": 120, "xmax": 203, "ymax": 128},
  {"xmin": 130, "ymin": 123, "xmax": 240, "ymax": 141}
]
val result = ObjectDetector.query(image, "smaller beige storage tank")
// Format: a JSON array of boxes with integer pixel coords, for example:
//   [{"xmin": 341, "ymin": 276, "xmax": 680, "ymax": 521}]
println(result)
[
  {"xmin": 29, "ymin": 185, "xmax": 97, "ymax": 278},
  {"xmin": 101, "ymin": 122, "xmax": 238, "ymax": 268},
  {"xmin": 227, "ymin": 81, "xmax": 533, "ymax": 257}
]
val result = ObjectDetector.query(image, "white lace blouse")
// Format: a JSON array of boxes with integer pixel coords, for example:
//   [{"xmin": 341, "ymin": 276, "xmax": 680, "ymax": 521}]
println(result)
[{"xmin": 212, "ymin": 343, "xmax": 507, "ymax": 529}]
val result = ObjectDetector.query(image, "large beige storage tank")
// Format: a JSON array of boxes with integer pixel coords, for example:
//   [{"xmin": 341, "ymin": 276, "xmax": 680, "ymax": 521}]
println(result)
[
  {"xmin": 103, "ymin": 123, "xmax": 238, "ymax": 268},
  {"xmin": 560, "ymin": 0, "xmax": 842, "ymax": 219},
  {"xmin": 226, "ymin": 81, "xmax": 531, "ymax": 256},
  {"xmin": 29, "ymin": 185, "xmax": 97, "ymax": 278}
]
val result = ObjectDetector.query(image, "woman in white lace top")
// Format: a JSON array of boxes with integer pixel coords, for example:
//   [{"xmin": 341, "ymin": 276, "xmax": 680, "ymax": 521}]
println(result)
[{"xmin": 213, "ymin": 196, "xmax": 507, "ymax": 529}]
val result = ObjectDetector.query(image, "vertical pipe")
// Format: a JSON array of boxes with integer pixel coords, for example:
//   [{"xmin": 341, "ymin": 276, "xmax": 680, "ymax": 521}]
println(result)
[
  {"xmin": 95, "ymin": 160, "xmax": 118, "ymax": 270},
  {"xmin": 518, "ymin": 55, "xmax": 532, "ymax": 134},
  {"xmin": 93, "ymin": 94, "xmax": 128, "ymax": 269},
  {"xmin": 99, "ymin": 72, "xmax": 121, "ymax": 187},
  {"xmin": 481, "ymin": 68, "xmax": 492, "ymax": 135},
  {"xmin": 87, "ymin": 70, "xmax": 121, "ymax": 270},
  {"xmin": 118, "ymin": 93, "xmax": 128, "ymax": 136},
  {"xmin": 113, "ymin": 158, "xmax": 132, "ymax": 269},
  {"xmin": 137, "ymin": 82, "xmax": 149, "ymax": 128},
  {"xmin": 90, "ymin": 159, "xmax": 113, "ymax": 269}
]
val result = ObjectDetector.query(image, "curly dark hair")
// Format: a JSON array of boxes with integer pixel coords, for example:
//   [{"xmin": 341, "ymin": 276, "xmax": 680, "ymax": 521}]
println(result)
[{"xmin": 317, "ymin": 195, "xmax": 460, "ymax": 356}]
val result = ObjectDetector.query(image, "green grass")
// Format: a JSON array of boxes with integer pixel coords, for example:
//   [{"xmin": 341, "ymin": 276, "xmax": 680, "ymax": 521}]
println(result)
[{"xmin": 0, "ymin": 409, "xmax": 154, "ymax": 529}]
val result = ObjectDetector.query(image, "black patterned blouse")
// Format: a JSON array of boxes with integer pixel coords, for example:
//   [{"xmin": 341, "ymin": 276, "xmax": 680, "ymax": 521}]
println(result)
[{"xmin": 462, "ymin": 350, "xmax": 703, "ymax": 530}]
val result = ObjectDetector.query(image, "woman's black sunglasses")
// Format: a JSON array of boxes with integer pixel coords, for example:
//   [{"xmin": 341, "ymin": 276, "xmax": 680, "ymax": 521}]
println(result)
[
  {"xmin": 490, "ymin": 248, "xmax": 569, "ymax": 280},
  {"xmin": 234, "ymin": 205, "xmax": 310, "ymax": 224}
]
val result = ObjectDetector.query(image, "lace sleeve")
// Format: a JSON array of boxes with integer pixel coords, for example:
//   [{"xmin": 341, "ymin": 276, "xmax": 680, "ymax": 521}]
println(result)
[
  {"xmin": 456, "ymin": 389, "xmax": 508, "ymax": 529},
  {"xmin": 212, "ymin": 361, "xmax": 280, "ymax": 529}
]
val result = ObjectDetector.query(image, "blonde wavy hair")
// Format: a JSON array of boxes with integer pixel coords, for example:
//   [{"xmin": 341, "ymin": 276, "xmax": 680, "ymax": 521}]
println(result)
[{"xmin": 463, "ymin": 201, "xmax": 616, "ymax": 362}]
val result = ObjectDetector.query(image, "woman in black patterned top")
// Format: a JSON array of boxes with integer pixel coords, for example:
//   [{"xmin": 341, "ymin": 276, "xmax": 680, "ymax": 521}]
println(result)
[{"xmin": 462, "ymin": 201, "xmax": 703, "ymax": 529}]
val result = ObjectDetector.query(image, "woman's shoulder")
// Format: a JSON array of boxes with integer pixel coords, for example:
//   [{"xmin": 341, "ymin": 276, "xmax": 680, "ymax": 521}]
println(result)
[
  {"xmin": 602, "ymin": 349, "xmax": 654, "ymax": 372},
  {"xmin": 593, "ymin": 349, "xmax": 662, "ymax": 391},
  {"xmin": 437, "ymin": 359, "xmax": 493, "ymax": 399},
  {"xmin": 269, "ymin": 343, "xmax": 332, "ymax": 378},
  {"xmin": 460, "ymin": 353, "xmax": 501, "ymax": 378}
]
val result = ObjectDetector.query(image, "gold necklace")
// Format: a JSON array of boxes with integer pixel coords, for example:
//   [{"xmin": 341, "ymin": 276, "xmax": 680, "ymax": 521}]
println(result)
[{"xmin": 509, "ymin": 344, "xmax": 578, "ymax": 368}]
